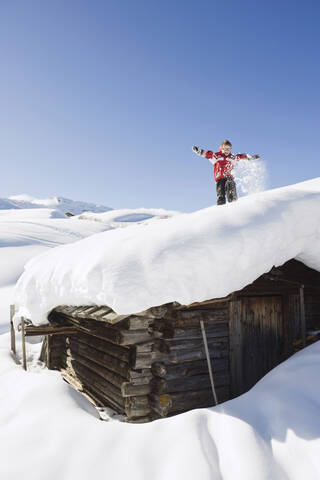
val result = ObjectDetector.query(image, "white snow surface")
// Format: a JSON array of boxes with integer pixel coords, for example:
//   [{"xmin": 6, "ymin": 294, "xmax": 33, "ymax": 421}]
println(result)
[
  {"xmin": 0, "ymin": 182, "xmax": 320, "ymax": 479},
  {"xmin": 14, "ymin": 178, "xmax": 320, "ymax": 324},
  {"xmin": 1, "ymin": 333, "xmax": 320, "ymax": 480}
]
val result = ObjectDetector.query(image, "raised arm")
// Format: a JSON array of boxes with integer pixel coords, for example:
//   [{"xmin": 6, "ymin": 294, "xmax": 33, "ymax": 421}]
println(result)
[{"xmin": 192, "ymin": 146, "xmax": 217, "ymax": 164}]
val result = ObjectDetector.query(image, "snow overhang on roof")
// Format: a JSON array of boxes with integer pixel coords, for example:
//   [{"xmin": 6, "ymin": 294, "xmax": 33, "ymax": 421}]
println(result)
[{"xmin": 14, "ymin": 178, "xmax": 320, "ymax": 325}]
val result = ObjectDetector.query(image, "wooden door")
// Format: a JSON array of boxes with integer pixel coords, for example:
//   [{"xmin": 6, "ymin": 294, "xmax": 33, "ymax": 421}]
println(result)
[{"xmin": 241, "ymin": 296, "xmax": 283, "ymax": 392}]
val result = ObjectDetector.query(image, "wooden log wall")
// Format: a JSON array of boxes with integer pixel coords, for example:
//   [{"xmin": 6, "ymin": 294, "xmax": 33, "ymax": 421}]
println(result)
[
  {"xmin": 44, "ymin": 302, "xmax": 230, "ymax": 422},
  {"xmin": 305, "ymin": 295, "xmax": 320, "ymax": 331},
  {"xmin": 148, "ymin": 303, "xmax": 230, "ymax": 417}
]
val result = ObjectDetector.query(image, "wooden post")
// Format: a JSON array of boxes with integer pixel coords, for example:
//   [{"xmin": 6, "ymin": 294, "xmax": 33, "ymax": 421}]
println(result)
[
  {"xmin": 10, "ymin": 305, "xmax": 16, "ymax": 355},
  {"xmin": 200, "ymin": 320, "xmax": 218, "ymax": 405},
  {"xmin": 21, "ymin": 317, "xmax": 27, "ymax": 371},
  {"xmin": 46, "ymin": 335, "xmax": 50, "ymax": 369},
  {"xmin": 300, "ymin": 285, "xmax": 306, "ymax": 348},
  {"xmin": 229, "ymin": 300, "xmax": 242, "ymax": 397}
]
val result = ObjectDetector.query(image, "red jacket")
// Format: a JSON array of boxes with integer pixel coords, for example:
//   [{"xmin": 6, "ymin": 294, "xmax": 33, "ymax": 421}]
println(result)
[{"xmin": 205, "ymin": 150, "xmax": 249, "ymax": 181}]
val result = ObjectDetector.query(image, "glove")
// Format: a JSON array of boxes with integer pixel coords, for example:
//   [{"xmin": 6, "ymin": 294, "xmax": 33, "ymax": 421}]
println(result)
[
  {"xmin": 192, "ymin": 145, "xmax": 200, "ymax": 154},
  {"xmin": 252, "ymin": 154, "xmax": 260, "ymax": 160}
]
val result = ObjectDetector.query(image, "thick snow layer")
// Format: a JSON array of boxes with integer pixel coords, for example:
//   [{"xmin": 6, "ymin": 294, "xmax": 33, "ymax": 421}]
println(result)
[
  {"xmin": 14, "ymin": 178, "xmax": 320, "ymax": 324},
  {"xmin": 1, "ymin": 332, "xmax": 320, "ymax": 480}
]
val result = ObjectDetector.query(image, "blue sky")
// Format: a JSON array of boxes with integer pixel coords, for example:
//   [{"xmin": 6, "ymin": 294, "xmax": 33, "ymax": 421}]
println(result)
[{"xmin": 0, "ymin": 0, "xmax": 319, "ymax": 212}]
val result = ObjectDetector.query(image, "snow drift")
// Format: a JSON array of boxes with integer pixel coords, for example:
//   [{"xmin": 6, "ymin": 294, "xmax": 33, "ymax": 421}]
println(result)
[{"xmin": 1, "ymin": 332, "xmax": 320, "ymax": 480}]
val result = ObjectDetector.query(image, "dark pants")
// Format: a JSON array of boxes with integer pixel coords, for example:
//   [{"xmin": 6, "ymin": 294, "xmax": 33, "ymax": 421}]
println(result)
[{"xmin": 216, "ymin": 177, "xmax": 238, "ymax": 205}]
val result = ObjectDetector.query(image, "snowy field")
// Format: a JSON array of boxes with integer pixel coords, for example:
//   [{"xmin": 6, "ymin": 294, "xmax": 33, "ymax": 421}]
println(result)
[{"xmin": 1, "ymin": 185, "xmax": 320, "ymax": 479}]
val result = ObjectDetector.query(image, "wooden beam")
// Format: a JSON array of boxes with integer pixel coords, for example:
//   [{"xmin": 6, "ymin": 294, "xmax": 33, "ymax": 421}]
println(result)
[
  {"xmin": 229, "ymin": 300, "xmax": 242, "ymax": 397},
  {"xmin": 10, "ymin": 305, "xmax": 16, "ymax": 355},
  {"xmin": 300, "ymin": 285, "xmax": 306, "ymax": 347},
  {"xmin": 176, "ymin": 295, "xmax": 232, "ymax": 310},
  {"xmin": 21, "ymin": 317, "xmax": 27, "ymax": 371},
  {"xmin": 25, "ymin": 325, "xmax": 77, "ymax": 336},
  {"xmin": 200, "ymin": 319, "xmax": 218, "ymax": 405}
]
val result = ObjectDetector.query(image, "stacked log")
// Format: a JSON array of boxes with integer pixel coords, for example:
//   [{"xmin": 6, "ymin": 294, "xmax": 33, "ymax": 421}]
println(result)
[
  {"xmin": 44, "ymin": 301, "xmax": 230, "ymax": 422},
  {"xmin": 47, "ymin": 306, "xmax": 159, "ymax": 422},
  {"xmin": 148, "ymin": 303, "xmax": 230, "ymax": 417}
]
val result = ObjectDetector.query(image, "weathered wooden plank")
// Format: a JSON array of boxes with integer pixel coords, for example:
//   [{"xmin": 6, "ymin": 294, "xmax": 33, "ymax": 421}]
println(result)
[
  {"xmin": 61, "ymin": 368, "xmax": 126, "ymax": 413},
  {"xmin": 81, "ymin": 381, "xmax": 124, "ymax": 413},
  {"xmin": 149, "ymin": 394, "xmax": 172, "ymax": 417},
  {"xmin": 149, "ymin": 386, "xmax": 230, "ymax": 417},
  {"xmin": 10, "ymin": 305, "xmax": 16, "ymax": 355},
  {"xmin": 21, "ymin": 317, "xmax": 27, "ymax": 371},
  {"xmin": 167, "ymin": 336, "xmax": 228, "ymax": 351},
  {"xmin": 121, "ymin": 382, "xmax": 151, "ymax": 397},
  {"xmin": 39, "ymin": 336, "xmax": 48, "ymax": 363},
  {"xmin": 120, "ymin": 329, "xmax": 159, "ymax": 345},
  {"xmin": 125, "ymin": 407, "xmax": 152, "ymax": 419},
  {"xmin": 282, "ymin": 295, "xmax": 291, "ymax": 357},
  {"xmin": 151, "ymin": 358, "xmax": 229, "ymax": 379},
  {"xmin": 86, "ymin": 307, "xmax": 113, "ymax": 319},
  {"xmin": 125, "ymin": 395, "xmax": 149, "ymax": 409},
  {"xmin": 300, "ymin": 286, "xmax": 306, "ymax": 347},
  {"xmin": 68, "ymin": 338, "xmax": 130, "ymax": 378},
  {"xmin": 75, "ymin": 332, "xmax": 130, "ymax": 362},
  {"xmin": 229, "ymin": 300, "xmax": 242, "ymax": 397},
  {"xmin": 75, "ymin": 306, "xmax": 99, "ymax": 318},
  {"xmin": 177, "ymin": 297, "xmax": 231, "ymax": 310},
  {"xmin": 171, "ymin": 325, "xmax": 229, "ymax": 340},
  {"xmin": 126, "ymin": 316, "xmax": 154, "ymax": 330},
  {"xmin": 133, "ymin": 345, "xmax": 229, "ymax": 369},
  {"xmin": 66, "ymin": 350, "xmax": 127, "ymax": 390},
  {"xmin": 171, "ymin": 314, "xmax": 228, "ymax": 328},
  {"xmin": 169, "ymin": 387, "xmax": 230, "ymax": 413},
  {"xmin": 240, "ymin": 296, "xmax": 283, "ymax": 393},
  {"xmin": 54, "ymin": 312, "xmax": 158, "ymax": 345},
  {"xmin": 65, "ymin": 359, "xmax": 125, "ymax": 407},
  {"xmin": 25, "ymin": 325, "xmax": 77, "ymax": 336},
  {"xmin": 125, "ymin": 416, "xmax": 153, "ymax": 424},
  {"xmin": 150, "ymin": 372, "xmax": 230, "ymax": 394}
]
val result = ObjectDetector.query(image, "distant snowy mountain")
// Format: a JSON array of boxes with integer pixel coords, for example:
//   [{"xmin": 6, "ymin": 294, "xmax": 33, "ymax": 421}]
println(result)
[{"xmin": 1, "ymin": 194, "xmax": 113, "ymax": 216}]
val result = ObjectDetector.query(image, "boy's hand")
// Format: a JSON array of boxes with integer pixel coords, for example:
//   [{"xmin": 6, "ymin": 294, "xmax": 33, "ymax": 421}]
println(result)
[
  {"xmin": 192, "ymin": 145, "xmax": 200, "ymax": 154},
  {"xmin": 252, "ymin": 154, "xmax": 260, "ymax": 160}
]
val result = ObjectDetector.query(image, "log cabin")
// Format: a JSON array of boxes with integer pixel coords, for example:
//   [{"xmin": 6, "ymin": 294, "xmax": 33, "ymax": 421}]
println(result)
[{"xmin": 22, "ymin": 258, "xmax": 320, "ymax": 423}]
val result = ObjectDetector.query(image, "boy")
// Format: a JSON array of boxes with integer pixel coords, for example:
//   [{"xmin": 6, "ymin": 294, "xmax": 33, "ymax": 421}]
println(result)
[{"xmin": 192, "ymin": 139, "xmax": 260, "ymax": 205}]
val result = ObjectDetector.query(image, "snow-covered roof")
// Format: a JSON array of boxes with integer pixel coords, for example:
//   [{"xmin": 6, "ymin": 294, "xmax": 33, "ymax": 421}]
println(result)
[{"xmin": 14, "ymin": 178, "xmax": 320, "ymax": 325}]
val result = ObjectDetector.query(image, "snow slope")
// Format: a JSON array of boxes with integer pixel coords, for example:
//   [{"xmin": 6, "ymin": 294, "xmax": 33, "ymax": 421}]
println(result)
[
  {"xmin": 0, "ymin": 331, "xmax": 319, "ymax": 480},
  {"xmin": 14, "ymin": 178, "xmax": 320, "ymax": 324}
]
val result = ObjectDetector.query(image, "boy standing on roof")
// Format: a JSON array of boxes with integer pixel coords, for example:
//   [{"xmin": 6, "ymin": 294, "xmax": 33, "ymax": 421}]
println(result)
[{"xmin": 192, "ymin": 139, "xmax": 260, "ymax": 205}]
